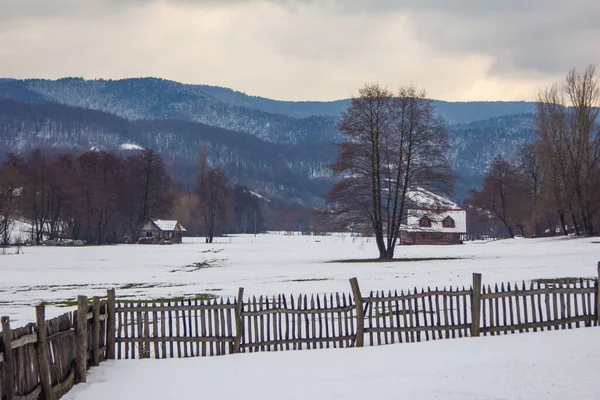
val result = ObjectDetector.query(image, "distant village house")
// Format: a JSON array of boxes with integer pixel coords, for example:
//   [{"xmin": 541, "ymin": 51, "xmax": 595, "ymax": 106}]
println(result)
[
  {"xmin": 400, "ymin": 190, "xmax": 466, "ymax": 245},
  {"xmin": 139, "ymin": 219, "xmax": 186, "ymax": 244}
]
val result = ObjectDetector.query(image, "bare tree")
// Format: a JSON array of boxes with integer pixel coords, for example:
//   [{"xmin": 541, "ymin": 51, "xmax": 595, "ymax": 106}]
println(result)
[
  {"xmin": 466, "ymin": 156, "xmax": 528, "ymax": 238},
  {"xmin": 329, "ymin": 84, "xmax": 454, "ymax": 259},
  {"xmin": 0, "ymin": 154, "xmax": 23, "ymax": 244},
  {"xmin": 196, "ymin": 148, "xmax": 232, "ymax": 243},
  {"xmin": 536, "ymin": 65, "xmax": 600, "ymax": 235}
]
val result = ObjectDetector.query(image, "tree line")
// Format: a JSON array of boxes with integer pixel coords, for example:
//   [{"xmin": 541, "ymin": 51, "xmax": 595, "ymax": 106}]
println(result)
[
  {"xmin": 466, "ymin": 65, "xmax": 600, "ymax": 238},
  {"xmin": 0, "ymin": 148, "xmax": 173, "ymax": 244},
  {"xmin": 0, "ymin": 146, "xmax": 280, "ymax": 245}
]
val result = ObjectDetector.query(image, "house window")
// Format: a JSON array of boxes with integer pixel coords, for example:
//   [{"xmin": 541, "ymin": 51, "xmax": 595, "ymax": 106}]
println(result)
[
  {"xmin": 419, "ymin": 216, "xmax": 432, "ymax": 228},
  {"xmin": 442, "ymin": 216, "xmax": 455, "ymax": 228}
]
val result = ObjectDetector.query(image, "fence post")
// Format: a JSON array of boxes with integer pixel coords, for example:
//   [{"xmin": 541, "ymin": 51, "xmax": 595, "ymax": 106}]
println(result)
[
  {"xmin": 91, "ymin": 297, "xmax": 101, "ymax": 366},
  {"xmin": 35, "ymin": 305, "xmax": 54, "ymax": 400},
  {"xmin": 75, "ymin": 295, "xmax": 88, "ymax": 383},
  {"xmin": 349, "ymin": 278, "xmax": 364, "ymax": 347},
  {"xmin": 470, "ymin": 273, "xmax": 482, "ymax": 337},
  {"xmin": 596, "ymin": 262, "xmax": 600, "ymax": 323},
  {"xmin": 232, "ymin": 288, "xmax": 245, "ymax": 354},
  {"xmin": 1, "ymin": 316, "xmax": 15, "ymax": 400},
  {"xmin": 106, "ymin": 289, "xmax": 116, "ymax": 360}
]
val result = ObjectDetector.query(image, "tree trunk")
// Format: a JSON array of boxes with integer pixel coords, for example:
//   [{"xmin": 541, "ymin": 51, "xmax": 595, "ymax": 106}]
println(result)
[
  {"xmin": 570, "ymin": 211, "xmax": 580, "ymax": 235},
  {"xmin": 558, "ymin": 211, "xmax": 567, "ymax": 236}
]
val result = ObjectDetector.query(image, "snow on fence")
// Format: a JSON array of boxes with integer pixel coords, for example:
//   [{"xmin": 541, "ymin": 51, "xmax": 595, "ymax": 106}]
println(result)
[{"xmin": 0, "ymin": 266, "xmax": 599, "ymax": 400}]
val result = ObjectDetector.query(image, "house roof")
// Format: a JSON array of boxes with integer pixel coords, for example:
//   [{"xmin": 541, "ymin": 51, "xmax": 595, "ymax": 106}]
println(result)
[
  {"xmin": 400, "ymin": 189, "xmax": 466, "ymax": 233},
  {"xmin": 152, "ymin": 219, "xmax": 186, "ymax": 232},
  {"xmin": 403, "ymin": 209, "xmax": 466, "ymax": 233}
]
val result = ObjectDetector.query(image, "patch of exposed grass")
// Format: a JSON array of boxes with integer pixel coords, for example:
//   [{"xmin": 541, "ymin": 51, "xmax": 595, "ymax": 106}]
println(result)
[
  {"xmin": 532, "ymin": 277, "xmax": 597, "ymax": 285},
  {"xmin": 170, "ymin": 259, "xmax": 224, "ymax": 273},
  {"xmin": 283, "ymin": 278, "xmax": 331, "ymax": 283},
  {"xmin": 119, "ymin": 282, "xmax": 188, "ymax": 290},
  {"xmin": 330, "ymin": 257, "xmax": 464, "ymax": 263},
  {"xmin": 201, "ymin": 249, "xmax": 223, "ymax": 254}
]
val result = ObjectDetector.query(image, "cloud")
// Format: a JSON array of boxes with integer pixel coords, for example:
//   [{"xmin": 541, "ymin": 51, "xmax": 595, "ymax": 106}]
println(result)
[{"xmin": 0, "ymin": 0, "xmax": 598, "ymax": 101}]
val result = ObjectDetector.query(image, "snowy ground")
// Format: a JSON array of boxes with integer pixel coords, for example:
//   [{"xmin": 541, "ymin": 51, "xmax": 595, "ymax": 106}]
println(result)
[
  {"xmin": 1, "ymin": 233, "xmax": 599, "ymax": 324},
  {"xmin": 64, "ymin": 327, "xmax": 600, "ymax": 400}
]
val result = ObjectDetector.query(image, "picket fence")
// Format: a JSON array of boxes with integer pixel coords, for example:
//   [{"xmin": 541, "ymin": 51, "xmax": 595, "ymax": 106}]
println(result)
[{"xmin": 1, "ymin": 267, "xmax": 599, "ymax": 400}]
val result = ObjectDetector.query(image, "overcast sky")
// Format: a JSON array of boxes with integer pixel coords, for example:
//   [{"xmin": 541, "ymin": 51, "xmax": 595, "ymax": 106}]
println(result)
[{"xmin": 1, "ymin": 0, "xmax": 599, "ymax": 101}]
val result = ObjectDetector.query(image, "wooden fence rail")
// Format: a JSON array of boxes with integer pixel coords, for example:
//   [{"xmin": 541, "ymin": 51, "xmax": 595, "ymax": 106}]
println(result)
[{"xmin": 1, "ymin": 264, "xmax": 599, "ymax": 400}]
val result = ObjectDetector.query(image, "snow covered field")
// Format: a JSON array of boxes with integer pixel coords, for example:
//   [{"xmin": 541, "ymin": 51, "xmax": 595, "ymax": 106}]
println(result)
[
  {"xmin": 1, "ymin": 233, "xmax": 599, "ymax": 324},
  {"xmin": 64, "ymin": 327, "xmax": 600, "ymax": 400}
]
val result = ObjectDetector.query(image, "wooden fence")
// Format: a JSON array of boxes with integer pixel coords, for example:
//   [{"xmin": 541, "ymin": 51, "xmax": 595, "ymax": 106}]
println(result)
[
  {"xmin": 1, "ymin": 265, "xmax": 599, "ymax": 399},
  {"xmin": 0, "ymin": 295, "xmax": 111, "ymax": 400}
]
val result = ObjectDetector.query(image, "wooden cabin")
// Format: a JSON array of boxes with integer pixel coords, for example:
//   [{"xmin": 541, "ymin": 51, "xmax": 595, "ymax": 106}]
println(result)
[{"xmin": 139, "ymin": 219, "xmax": 186, "ymax": 244}]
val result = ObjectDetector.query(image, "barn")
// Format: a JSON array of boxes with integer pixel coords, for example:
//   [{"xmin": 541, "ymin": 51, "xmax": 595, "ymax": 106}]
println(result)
[{"xmin": 138, "ymin": 219, "xmax": 186, "ymax": 244}]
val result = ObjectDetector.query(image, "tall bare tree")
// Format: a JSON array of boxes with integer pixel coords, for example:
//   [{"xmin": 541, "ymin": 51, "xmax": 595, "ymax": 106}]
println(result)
[
  {"xmin": 536, "ymin": 65, "xmax": 600, "ymax": 235},
  {"xmin": 329, "ymin": 84, "xmax": 454, "ymax": 259},
  {"xmin": 466, "ymin": 156, "xmax": 527, "ymax": 238}
]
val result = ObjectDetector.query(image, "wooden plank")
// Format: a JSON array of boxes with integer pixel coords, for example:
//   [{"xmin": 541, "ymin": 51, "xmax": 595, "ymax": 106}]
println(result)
[
  {"xmin": 316, "ymin": 295, "xmax": 323, "ymax": 349},
  {"xmin": 225, "ymin": 298, "xmax": 233, "ymax": 354},
  {"xmin": 471, "ymin": 273, "xmax": 482, "ymax": 337},
  {"xmin": 106, "ymin": 289, "xmax": 116, "ymax": 360},
  {"xmin": 585, "ymin": 279, "xmax": 592, "ymax": 327},
  {"xmin": 8, "ymin": 333, "xmax": 37, "ymax": 349},
  {"xmin": 260, "ymin": 296, "xmax": 266, "ymax": 352},
  {"xmin": 394, "ymin": 290, "xmax": 402, "ymax": 343},
  {"xmin": 199, "ymin": 300, "xmax": 206, "ymax": 356},
  {"xmin": 232, "ymin": 288, "xmax": 244, "ymax": 354},
  {"xmin": 240, "ymin": 335, "xmax": 356, "ymax": 349},
  {"xmin": 296, "ymin": 294, "xmax": 306, "ymax": 350},
  {"xmin": 143, "ymin": 303, "xmax": 151, "ymax": 358},
  {"xmin": 14, "ymin": 384, "xmax": 41, "ymax": 400},
  {"xmin": 364, "ymin": 324, "xmax": 472, "ymax": 333},
  {"xmin": 481, "ymin": 315, "xmax": 594, "ymax": 333},
  {"xmin": 413, "ymin": 288, "xmax": 421, "ymax": 342},
  {"xmin": 401, "ymin": 291, "xmax": 410, "ymax": 342},
  {"xmin": 116, "ymin": 336, "xmax": 235, "ymax": 344},
  {"xmin": 168, "ymin": 300, "xmax": 174, "ymax": 358},
  {"xmin": 152, "ymin": 302, "xmax": 159, "ymax": 359},
  {"xmin": 481, "ymin": 286, "xmax": 595, "ymax": 299},
  {"xmin": 507, "ymin": 283, "xmax": 515, "ymax": 333},
  {"xmin": 342, "ymin": 293, "xmax": 350, "ymax": 347},
  {"xmin": 117, "ymin": 304, "xmax": 236, "ymax": 312},
  {"xmin": 565, "ymin": 283, "xmax": 572, "ymax": 329},
  {"xmin": 406, "ymin": 289, "xmax": 415, "ymax": 342},
  {"xmin": 363, "ymin": 289, "xmax": 472, "ymax": 302},
  {"xmin": 181, "ymin": 301, "xmax": 188, "ymax": 358},
  {"xmin": 596, "ymin": 262, "xmax": 600, "ymax": 323},
  {"xmin": 518, "ymin": 282, "xmax": 526, "ymax": 333},
  {"xmin": 2, "ymin": 316, "xmax": 15, "ymax": 400},
  {"xmin": 75, "ymin": 296, "xmax": 88, "ymax": 383},
  {"xmin": 50, "ymin": 368, "xmax": 74, "ymax": 398},
  {"xmin": 442, "ymin": 290, "xmax": 450, "ymax": 339},
  {"xmin": 423, "ymin": 289, "xmax": 431, "ymax": 341},
  {"xmin": 349, "ymin": 278, "xmax": 364, "ymax": 347},
  {"xmin": 91, "ymin": 297, "xmax": 101, "ymax": 366},
  {"xmin": 160, "ymin": 302, "xmax": 167, "ymax": 359},
  {"xmin": 241, "ymin": 305, "xmax": 357, "ymax": 317},
  {"xmin": 194, "ymin": 299, "xmax": 202, "ymax": 356},
  {"xmin": 136, "ymin": 302, "xmax": 144, "ymax": 359},
  {"xmin": 500, "ymin": 283, "xmax": 508, "ymax": 334},
  {"xmin": 36, "ymin": 305, "xmax": 54, "ymax": 400}
]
